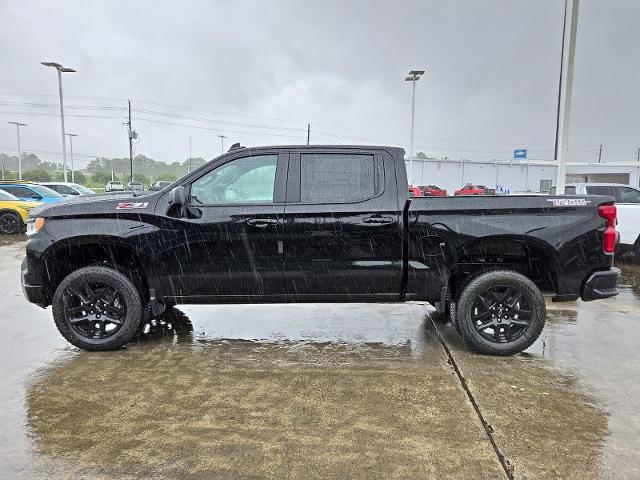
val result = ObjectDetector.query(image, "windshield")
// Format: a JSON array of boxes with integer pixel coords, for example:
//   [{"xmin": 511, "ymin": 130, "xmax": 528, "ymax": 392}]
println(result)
[
  {"xmin": 0, "ymin": 189, "xmax": 19, "ymax": 201},
  {"xmin": 71, "ymin": 184, "xmax": 95, "ymax": 194},
  {"xmin": 30, "ymin": 185, "xmax": 63, "ymax": 198}
]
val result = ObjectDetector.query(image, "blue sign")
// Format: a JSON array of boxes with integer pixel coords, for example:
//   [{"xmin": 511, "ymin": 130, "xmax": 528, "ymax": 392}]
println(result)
[{"xmin": 514, "ymin": 149, "xmax": 527, "ymax": 159}]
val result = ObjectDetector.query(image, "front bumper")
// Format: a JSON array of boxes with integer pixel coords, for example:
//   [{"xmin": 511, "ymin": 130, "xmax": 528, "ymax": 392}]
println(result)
[
  {"xmin": 21, "ymin": 256, "xmax": 46, "ymax": 307},
  {"xmin": 581, "ymin": 267, "xmax": 620, "ymax": 301}
]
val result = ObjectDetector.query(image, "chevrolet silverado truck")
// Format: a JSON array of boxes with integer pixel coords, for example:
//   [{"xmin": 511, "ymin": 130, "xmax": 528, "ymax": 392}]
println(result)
[{"xmin": 21, "ymin": 145, "xmax": 619, "ymax": 355}]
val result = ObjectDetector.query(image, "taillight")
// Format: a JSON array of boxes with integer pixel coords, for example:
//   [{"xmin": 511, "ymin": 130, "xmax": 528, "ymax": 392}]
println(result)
[{"xmin": 598, "ymin": 204, "xmax": 617, "ymax": 254}]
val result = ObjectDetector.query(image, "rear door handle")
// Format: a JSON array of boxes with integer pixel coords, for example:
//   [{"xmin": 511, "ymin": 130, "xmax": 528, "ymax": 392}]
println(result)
[
  {"xmin": 247, "ymin": 218, "xmax": 279, "ymax": 228},
  {"xmin": 363, "ymin": 215, "xmax": 394, "ymax": 225}
]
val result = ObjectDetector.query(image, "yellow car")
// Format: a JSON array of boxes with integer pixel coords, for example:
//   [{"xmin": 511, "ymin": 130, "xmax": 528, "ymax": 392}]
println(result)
[{"xmin": 0, "ymin": 188, "xmax": 39, "ymax": 234}]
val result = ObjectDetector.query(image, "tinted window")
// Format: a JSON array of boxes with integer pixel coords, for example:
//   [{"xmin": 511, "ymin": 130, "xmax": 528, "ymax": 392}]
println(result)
[
  {"xmin": 0, "ymin": 186, "xmax": 18, "ymax": 196},
  {"xmin": 190, "ymin": 154, "xmax": 277, "ymax": 205},
  {"xmin": 586, "ymin": 186, "xmax": 613, "ymax": 196},
  {"xmin": 15, "ymin": 187, "xmax": 40, "ymax": 199},
  {"xmin": 300, "ymin": 154, "xmax": 378, "ymax": 203},
  {"xmin": 51, "ymin": 184, "xmax": 77, "ymax": 195},
  {"xmin": 615, "ymin": 187, "xmax": 640, "ymax": 203}
]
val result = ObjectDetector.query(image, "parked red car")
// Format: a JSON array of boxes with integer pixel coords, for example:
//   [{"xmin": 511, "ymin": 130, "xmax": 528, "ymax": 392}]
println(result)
[
  {"xmin": 408, "ymin": 186, "xmax": 422, "ymax": 197},
  {"xmin": 454, "ymin": 184, "xmax": 496, "ymax": 196},
  {"xmin": 418, "ymin": 185, "xmax": 447, "ymax": 196}
]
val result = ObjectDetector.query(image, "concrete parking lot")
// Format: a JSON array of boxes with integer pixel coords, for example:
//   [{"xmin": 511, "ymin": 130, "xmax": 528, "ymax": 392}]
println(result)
[{"xmin": 1, "ymin": 235, "xmax": 639, "ymax": 479}]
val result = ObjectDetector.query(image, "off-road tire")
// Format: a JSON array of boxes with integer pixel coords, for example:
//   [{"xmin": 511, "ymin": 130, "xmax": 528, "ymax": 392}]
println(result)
[
  {"xmin": 457, "ymin": 270, "xmax": 545, "ymax": 356},
  {"xmin": 52, "ymin": 266, "xmax": 143, "ymax": 351}
]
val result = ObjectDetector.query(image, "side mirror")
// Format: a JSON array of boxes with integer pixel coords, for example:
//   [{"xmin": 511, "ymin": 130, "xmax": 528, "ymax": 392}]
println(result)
[{"xmin": 168, "ymin": 186, "xmax": 186, "ymax": 217}]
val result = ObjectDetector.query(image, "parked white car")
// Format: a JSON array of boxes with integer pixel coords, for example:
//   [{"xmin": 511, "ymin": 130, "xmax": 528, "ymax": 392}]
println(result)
[
  {"xmin": 40, "ymin": 182, "xmax": 95, "ymax": 196},
  {"xmin": 550, "ymin": 183, "xmax": 640, "ymax": 253},
  {"xmin": 105, "ymin": 181, "xmax": 126, "ymax": 192}
]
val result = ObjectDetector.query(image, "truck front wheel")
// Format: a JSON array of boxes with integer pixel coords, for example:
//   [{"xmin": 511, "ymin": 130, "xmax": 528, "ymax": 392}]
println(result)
[
  {"xmin": 456, "ymin": 270, "xmax": 545, "ymax": 355},
  {"xmin": 52, "ymin": 266, "xmax": 143, "ymax": 351}
]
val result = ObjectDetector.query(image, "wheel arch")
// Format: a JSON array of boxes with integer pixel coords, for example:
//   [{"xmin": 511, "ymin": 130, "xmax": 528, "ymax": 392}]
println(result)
[
  {"xmin": 447, "ymin": 235, "xmax": 560, "ymax": 301},
  {"xmin": 41, "ymin": 236, "xmax": 150, "ymax": 305}
]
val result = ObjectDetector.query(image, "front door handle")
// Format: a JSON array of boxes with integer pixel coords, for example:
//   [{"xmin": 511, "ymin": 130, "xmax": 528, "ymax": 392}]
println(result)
[
  {"xmin": 247, "ymin": 218, "xmax": 279, "ymax": 228},
  {"xmin": 363, "ymin": 215, "xmax": 394, "ymax": 225}
]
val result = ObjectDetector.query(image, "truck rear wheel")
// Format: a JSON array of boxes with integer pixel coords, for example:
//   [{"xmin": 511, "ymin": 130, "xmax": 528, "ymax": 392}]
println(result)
[
  {"xmin": 52, "ymin": 266, "xmax": 143, "ymax": 351},
  {"xmin": 456, "ymin": 270, "xmax": 545, "ymax": 355}
]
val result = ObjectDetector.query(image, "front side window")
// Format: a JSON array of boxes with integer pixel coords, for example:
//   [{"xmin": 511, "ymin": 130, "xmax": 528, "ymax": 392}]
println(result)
[
  {"xmin": 615, "ymin": 187, "xmax": 640, "ymax": 203},
  {"xmin": 300, "ymin": 153, "xmax": 377, "ymax": 203},
  {"xmin": 190, "ymin": 154, "xmax": 278, "ymax": 205}
]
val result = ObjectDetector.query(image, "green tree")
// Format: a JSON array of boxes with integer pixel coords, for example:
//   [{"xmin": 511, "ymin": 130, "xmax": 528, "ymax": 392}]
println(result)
[
  {"xmin": 91, "ymin": 172, "xmax": 112, "ymax": 186},
  {"xmin": 156, "ymin": 173, "xmax": 177, "ymax": 182},
  {"xmin": 23, "ymin": 169, "xmax": 51, "ymax": 182},
  {"xmin": 73, "ymin": 171, "xmax": 87, "ymax": 185}
]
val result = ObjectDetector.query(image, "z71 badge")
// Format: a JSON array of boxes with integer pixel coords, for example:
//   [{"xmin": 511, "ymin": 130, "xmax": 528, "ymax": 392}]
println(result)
[
  {"xmin": 547, "ymin": 198, "xmax": 591, "ymax": 207},
  {"xmin": 116, "ymin": 202, "xmax": 149, "ymax": 210}
]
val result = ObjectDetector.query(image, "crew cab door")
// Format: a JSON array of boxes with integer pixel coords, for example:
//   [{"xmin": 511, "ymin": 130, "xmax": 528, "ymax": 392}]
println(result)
[
  {"xmin": 282, "ymin": 149, "xmax": 403, "ymax": 300},
  {"xmin": 156, "ymin": 151, "xmax": 288, "ymax": 299}
]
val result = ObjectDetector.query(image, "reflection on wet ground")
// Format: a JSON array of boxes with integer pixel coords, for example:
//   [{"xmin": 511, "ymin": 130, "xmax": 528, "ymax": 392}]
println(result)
[{"xmin": 1, "ymin": 237, "xmax": 639, "ymax": 478}]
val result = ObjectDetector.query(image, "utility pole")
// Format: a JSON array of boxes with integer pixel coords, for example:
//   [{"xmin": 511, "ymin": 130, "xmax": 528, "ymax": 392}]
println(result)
[
  {"xmin": 217, "ymin": 134, "xmax": 227, "ymax": 154},
  {"xmin": 188, "ymin": 134, "xmax": 192, "ymax": 172},
  {"xmin": 125, "ymin": 99, "xmax": 136, "ymax": 182},
  {"xmin": 405, "ymin": 70, "xmax": 425, "ymax": 185},
  {"xmin": 598, "ymin": 143, "xmax": 602, "ymax": 163},
  {"xmin": 7, "ymin": 122, "xmax": 27, "ymax": 179},
  {"xmin": 307, "ymin": 123, "xmax": 311, "ymax": 145},
  {"xmin": 555, "ymin": 0, "xmax": 579, "ymax": 194},
  {"xmin": 41, "ymin": 62, "xmax": 75, "ymax": 182},
  {"xmin": 66, "ymin": 133, "xmax": 78, "ymax": 183}
]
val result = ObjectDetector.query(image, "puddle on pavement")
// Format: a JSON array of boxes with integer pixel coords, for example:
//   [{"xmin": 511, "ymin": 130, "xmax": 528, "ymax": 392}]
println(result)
[{"xmin": 1, "ymin": 237, "xmax": 638, "ymax": 478}]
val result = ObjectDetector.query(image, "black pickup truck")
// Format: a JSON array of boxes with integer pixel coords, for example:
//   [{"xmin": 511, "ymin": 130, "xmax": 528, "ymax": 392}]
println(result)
[{"xmin": 21, "ymin": 144, "xmax": 619, "ymax": 355}]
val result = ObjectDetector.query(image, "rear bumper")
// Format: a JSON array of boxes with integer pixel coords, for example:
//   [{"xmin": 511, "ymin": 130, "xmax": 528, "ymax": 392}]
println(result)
[
  {"xmin": 581, "ymin": 267, "xmax": 620, "ymax": 301},
  {"xmin": 21, "ymin": 256, "xmax": 46, "ymax": 307}
]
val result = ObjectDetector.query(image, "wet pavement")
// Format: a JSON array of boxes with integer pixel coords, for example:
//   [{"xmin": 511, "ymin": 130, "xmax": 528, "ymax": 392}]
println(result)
[{"xmin": 1, "ymin": 236, "xmax": 639, "ymax": 479}]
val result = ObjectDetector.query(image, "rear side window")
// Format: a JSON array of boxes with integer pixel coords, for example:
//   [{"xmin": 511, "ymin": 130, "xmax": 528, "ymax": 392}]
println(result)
[
  {"xmin": 614, "ymin": 187, "xmax": 640, "ymax": 203},
  {"xmin": 300, "ymin": 153, "xmax": 380, "ymax": 203},
  {"xmin": 586, "ymin": 186, "xmax": 613, "ymax": 196}
]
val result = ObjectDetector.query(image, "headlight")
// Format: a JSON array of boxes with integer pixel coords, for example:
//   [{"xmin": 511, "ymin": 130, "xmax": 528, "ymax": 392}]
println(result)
[{"xmin": 26, "ymin": 217, "xmax": 45, "ymax": 236}]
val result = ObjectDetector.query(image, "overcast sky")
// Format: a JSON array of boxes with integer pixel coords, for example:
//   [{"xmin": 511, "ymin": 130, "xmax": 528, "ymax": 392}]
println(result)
[{"xmin": 1, "ymin": 0, "xmax": 639, "ymax": 168}]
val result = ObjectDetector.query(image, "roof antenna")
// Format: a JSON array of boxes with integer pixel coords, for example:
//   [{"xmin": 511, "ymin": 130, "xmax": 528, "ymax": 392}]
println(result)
[{"xmin": 228, "ymin": 142, "xmax": 244, "ymax": 152}]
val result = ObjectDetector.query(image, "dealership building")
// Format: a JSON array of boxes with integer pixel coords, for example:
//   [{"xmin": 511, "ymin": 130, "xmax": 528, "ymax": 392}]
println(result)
[{"xmin": 407, "ymin": 157, "xmax": 640, "ymax": 194}]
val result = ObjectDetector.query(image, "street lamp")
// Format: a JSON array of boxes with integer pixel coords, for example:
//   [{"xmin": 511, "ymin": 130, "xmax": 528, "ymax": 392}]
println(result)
[
  {"xmin": 405, "ymin": 69, "xmax": 425, "ymax": 185},
  {"xmin": 41, "ymin": 61, "xmax": 76, "ymax": 182},
  {"xmin": 7, "ymin": 121, "xmax": 27, "ymax": 179},
  {"xmin": 218, "ymin": 135, "xmax": 227, "ymax": 154},
  {"xmin": 66, "ymin": 133, "xmax": 78, "ymax": 183}
]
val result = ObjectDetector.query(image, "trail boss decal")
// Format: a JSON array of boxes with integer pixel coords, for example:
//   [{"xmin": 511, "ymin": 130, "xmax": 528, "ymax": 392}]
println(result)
[
  {"xmin": 116, "ymin": 202, "xmax": 149, "ymax": 210},
  {"xmin": 547, "ymin": 198, "xmax": 591, "ymax": 207}
]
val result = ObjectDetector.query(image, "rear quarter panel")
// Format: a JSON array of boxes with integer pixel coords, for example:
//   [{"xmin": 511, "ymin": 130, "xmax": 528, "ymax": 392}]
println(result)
[{"xmin": 407, "ymin": 195, "xmax": 614, "ymax": 301}]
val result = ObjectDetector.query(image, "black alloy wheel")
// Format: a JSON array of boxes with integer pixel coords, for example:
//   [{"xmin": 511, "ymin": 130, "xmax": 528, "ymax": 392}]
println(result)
[
  {"xmin": 456, "ymin": 270, "xmax": 545, "ymax": 355},
  {"xmin": 470, "ymin": 286, "xmax": 532, "ymax": 343},
  {"xmin": 63, "ymin": 282, "xmax": 127, "ymax": 340},
  {"xmin": 52, "ymin": 266, "xmax": 143, "ymax": 351}
]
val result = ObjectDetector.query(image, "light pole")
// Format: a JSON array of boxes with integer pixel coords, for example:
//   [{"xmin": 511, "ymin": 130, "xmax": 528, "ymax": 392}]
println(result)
[
  {"xmin": 218, "ymin": 135, "xmax": 227, "ymax": 154},
  {"xmin": 405, "ymin": 70, "xmax": 425, "ymax": 185},
  {"xmin": 41, "ymin": 62, "xmax": 76, "ymax": 182},
  {"xmin": 555, "ymin": 0, "xmax": 579, "ymax": 194},
  {"xmin": 66, "ymin": 133, "xmax": 78, "ymax": 183},
  {"xmin": 7, "ymin": 121, "xmax": 27, "ymax": 179}
]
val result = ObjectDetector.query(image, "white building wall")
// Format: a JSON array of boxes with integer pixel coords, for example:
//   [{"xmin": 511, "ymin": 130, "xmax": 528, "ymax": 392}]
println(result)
[{"xmin": 407, "ymin": 159, "xmax": 640, "ymax": 193}]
